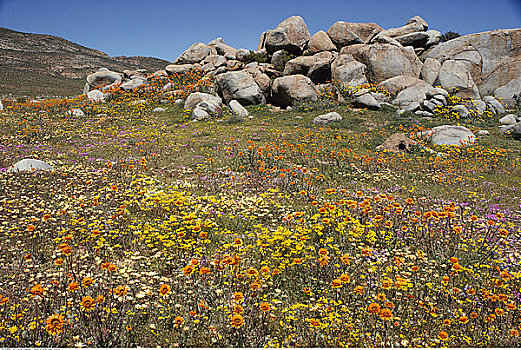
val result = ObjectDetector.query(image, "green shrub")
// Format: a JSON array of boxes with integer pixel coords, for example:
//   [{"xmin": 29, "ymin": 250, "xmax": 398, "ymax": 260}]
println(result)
[
  {"xmin": 242, "ymin": 50, "xmax": 268, "ymax": 64},
  {"xmin": 273, "ymin": 50, "xmax": 296, "ymax": 71},
  {"xmin": 440, "ymin": 31, "xmax": 461, "ymax": 42}
]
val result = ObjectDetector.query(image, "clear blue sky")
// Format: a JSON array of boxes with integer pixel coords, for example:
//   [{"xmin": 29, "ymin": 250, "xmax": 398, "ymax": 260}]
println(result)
[{"xmin": 1, "ymin": 0, "xmax": 520, "ymax": 62}]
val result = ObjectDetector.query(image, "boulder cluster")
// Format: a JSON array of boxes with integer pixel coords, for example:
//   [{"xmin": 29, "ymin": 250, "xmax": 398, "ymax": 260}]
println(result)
[{"xmin": 82, "ymin": 15, "xmax": 521, "ymax": 121}]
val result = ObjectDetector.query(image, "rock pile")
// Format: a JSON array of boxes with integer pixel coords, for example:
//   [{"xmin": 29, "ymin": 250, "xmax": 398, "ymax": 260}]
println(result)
[{"xmin": 81, "ymin": 15, "xmax": 521, "ymax": 123}]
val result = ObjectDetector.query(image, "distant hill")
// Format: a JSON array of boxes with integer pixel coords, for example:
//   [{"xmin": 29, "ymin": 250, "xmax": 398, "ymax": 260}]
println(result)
[{"xmin": 0, "ymin": 27, "xmax": 170, "ymax": 97}]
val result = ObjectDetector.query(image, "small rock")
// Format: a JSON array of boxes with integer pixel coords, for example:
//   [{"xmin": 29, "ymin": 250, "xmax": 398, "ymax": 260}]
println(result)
[
  {"xmin": 499, "ymin": 114, "xmax": 519, "ymax": 125},
  {"xmin": 432, "ymin": 95, "xmax": 447, "ymax": 105},
  {"xmin": 477, "ymin": 130, "xmax": 490, "ymax": 135},
  {"xmin": 192, "ymin": 107, "xmax": 210, "ymax": 120},
  {"xmin": 500, "ymin": 122, "xmax": 521, "ymax": 140},
  {"xmin": 153, "ymin": 107, "xmax": 166, "ymax": 113},
  {"xmin": 352, "ymin": 93, "xmax": 380, "ymax": 110},
  {"xmin": 415, "ymin": 110, "xmax": 434, "ymax": 117},
  {"xmin": 86, "ymin": 89, "xmax": 105, "ymax": 102},
  {"xmin": 195, "ymin": 101, "xmax": 222, "ymax": 118},
  {"xmin": 483, "ymin": 96, "xmax": 505, "ymax": 114},
  {"xmin": 66, "ymin": 108, "xmax": 84, "ymax": 117},
  {"xmin": 452, "ymin": 105, "xmax": 470, "ymax": 118},
  {"xmin": 376, "ymin": 133, "xmax": 414, "ymax": 152},
  {"xmin": 229, "ymin": 100, "xmax": 249, "ymax": 118}
]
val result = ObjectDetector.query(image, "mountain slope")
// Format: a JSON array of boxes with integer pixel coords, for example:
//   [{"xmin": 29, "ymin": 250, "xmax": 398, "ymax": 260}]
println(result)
[{"xmin": 0, "ymin": 27, "xmax": 170, "ymax": 97}]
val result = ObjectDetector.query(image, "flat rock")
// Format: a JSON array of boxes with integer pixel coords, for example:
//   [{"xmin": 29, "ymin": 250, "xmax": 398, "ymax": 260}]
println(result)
[
  {"xmin": 313, "ymin": 111, "xmax": 342, "ymax": 124},
  {"xmin": 423, "ymin": 125, "xmax": 476, "ymax": 146},
  {"xmin": 9, "ymin": 159, "xmax": 53, "ymax": 172},
  {"xmin": 165, "ymin": 64, "xmax": 199, "ymax": 75},
  {"xmin": 352, "ymin": 92, "xmax": 380, "ymax": 110}
]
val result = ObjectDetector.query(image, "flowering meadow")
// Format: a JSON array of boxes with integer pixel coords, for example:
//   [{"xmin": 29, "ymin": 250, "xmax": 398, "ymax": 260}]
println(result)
[{"xmin": 0, "ymin": 71, "xmax": 521, "ymax": 347}]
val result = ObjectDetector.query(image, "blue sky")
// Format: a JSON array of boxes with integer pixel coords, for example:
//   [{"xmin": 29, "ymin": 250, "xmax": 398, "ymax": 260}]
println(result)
[{"xmin": 0, "ymin": 0, "xmax": 520, "ymax": 62}]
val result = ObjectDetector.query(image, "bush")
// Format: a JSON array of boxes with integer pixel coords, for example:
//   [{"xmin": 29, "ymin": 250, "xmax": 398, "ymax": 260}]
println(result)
[
  {"xmin": 273, "ymin": 50, "xmax": 296, "ymax": 72},
  {"xmin": 440, "ymin": 31, "xmax": 461, "ymax": 42},
  {"xmin": 242, "ymin": 50, "xmax": 268, "ymax": 64}
]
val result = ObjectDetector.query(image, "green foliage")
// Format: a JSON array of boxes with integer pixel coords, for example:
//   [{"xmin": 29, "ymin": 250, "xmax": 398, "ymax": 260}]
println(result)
[
  {"xmin": 273, "ymin": 50, "xmax": 296, "ymax": 71},
  {"xmin": 440, "ymin": 31, "xmax": 461, "ymax": 42},
  {"xmin": 242, "ymin": 50, "xmax": 268, "ymax": 64}
]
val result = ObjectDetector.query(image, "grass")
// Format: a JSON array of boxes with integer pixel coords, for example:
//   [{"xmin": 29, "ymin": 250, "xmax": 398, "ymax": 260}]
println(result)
[{"xmin": 0, "ymin": 72, "xmax": 520, "ymax": 347}]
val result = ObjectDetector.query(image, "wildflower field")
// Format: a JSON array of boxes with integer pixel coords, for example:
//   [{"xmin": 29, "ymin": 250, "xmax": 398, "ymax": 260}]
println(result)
[{"xmin": 1, "ymin": 71, "xmax": 521, "ymax": 347}]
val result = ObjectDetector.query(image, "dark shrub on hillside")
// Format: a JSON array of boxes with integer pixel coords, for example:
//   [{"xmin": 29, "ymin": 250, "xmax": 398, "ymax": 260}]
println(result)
[{"xmin": 441, "ymin": 31, "xmax": 461, "ymax": 42}]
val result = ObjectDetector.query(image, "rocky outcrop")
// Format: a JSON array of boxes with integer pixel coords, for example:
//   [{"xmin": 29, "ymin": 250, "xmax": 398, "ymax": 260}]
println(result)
[{"xmin": 424, "ymin": 28, "xmax": 521, "ymax": 98}]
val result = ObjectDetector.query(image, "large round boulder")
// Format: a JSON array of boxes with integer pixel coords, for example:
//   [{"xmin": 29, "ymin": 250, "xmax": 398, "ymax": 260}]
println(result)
[
  {"xmin": 271, "ymin": 74, "xmax": 318, "ymax": 107},
  {"xmin": 264, "ymin": 16, "xmax": 311, "ymax": 55},
  {"xmin": 308, "ymin": 30, "xmax": 336, "ymax": 53},
  {"xmin": 215, "ymin": 71, "xmax": 266, "ymax": 105}
]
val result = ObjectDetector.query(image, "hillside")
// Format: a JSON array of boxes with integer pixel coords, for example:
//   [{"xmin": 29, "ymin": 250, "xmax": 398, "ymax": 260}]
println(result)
[{"xmin": 0, "ymin": 27, "xmax": 170, "ymax": 97}]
